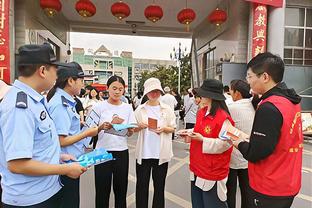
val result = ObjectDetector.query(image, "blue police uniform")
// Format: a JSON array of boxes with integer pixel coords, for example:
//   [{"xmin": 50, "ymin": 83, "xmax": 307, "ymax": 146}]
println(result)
[
  {"xmin": 0, "ymin": 80, "xmax": 61, "ymax": 206},
  {"xmin": 47, "ymin": 88, "xmax": 88, "ymax": 158}
]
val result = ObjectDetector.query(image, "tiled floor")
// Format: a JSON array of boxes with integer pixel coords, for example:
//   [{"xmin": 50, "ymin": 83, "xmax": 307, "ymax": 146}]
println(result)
[{"xmin": 80, "ymin": 136, "xmax": 312, "ymax": 208}]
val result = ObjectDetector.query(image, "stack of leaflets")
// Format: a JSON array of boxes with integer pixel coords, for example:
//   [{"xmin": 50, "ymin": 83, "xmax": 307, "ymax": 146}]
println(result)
[{"xmin": 69, "ymin": 148, "xmax": 114, "ymax": 167}]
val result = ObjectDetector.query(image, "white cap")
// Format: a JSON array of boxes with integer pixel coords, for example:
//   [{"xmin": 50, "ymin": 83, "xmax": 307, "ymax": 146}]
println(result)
[
  {"xmin": 143, "ymin": 78, "xmax": 164, "ymax": 96},
  {"xmin": 0, "ymin": 80, "xmax": 11, "ymax": 100}
]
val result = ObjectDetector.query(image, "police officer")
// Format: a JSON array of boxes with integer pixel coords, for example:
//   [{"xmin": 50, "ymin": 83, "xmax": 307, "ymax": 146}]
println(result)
[
  {"xmin": 0, "ymin": 43, "xmax": 87, "ymax": 207},
  {"xmin": 46, "ymin": 62, "xmax": 98, "ymax": 208}
]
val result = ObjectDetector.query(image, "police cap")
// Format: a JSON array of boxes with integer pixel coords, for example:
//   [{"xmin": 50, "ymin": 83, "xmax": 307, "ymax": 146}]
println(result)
[
  {"xmin": 18, "ymin": 43, "xmax": 67, "ymax": 67},
  {"xmin": 57, "ymin": 62, "xmax": 95, "ymax": 79}
]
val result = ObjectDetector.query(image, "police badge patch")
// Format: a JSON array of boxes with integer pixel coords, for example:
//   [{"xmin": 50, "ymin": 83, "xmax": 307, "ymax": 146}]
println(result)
[{"xmin": 40, "ymin": 111, "xmax": 47, "ymax": 120}]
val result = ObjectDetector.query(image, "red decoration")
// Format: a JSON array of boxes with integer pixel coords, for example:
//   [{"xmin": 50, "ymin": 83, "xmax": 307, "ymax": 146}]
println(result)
[
  {"xmin": 0, "ymin": 0, "xmax": 10, "ymax": 83},
  {"xmin": 111, "ymin": 1, "xmax": 131, "ymax": 20},
  {"xmin": 144, "ymin": 5, "xmax": 163, "ymax": 23},
  {"xmin": 75, "ymin": 0, "xmax": 96, "ymax": 18},
  {"xmin": 40, "ymin": 0, "xmax": 62, "ymax": 17},
  {"xmin": 177, "ymin": 8, "xmax": 196, "ymax": 31},
  {"xmin": 252, "ymin": 4, "xmax": 267, "ymax": 57},
  {"xmin": 245, "ymin": 0, "xmax": 283, "ymax": 8},
  {"xmin": 208, "ymin": 8, "xmax": 227, "ymax": 26}
]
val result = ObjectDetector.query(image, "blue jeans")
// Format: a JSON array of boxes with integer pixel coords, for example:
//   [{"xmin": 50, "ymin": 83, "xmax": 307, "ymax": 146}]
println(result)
[{"xmin": 191, "ymin": 180, "xmax": 228, "ymax": 208}]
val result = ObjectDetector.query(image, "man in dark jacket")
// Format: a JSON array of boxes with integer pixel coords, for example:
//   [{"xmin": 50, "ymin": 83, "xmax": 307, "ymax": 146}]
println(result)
[{"xmin": 232, "ymin": 52, "xmax": 303, "ymax": 208}]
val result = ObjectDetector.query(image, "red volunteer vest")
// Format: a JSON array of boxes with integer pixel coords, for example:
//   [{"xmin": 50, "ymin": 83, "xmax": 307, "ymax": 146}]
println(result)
[
  {"xmin": 190, "ymin": 107, "xmax": 234, "ymax": 180},
  {"xmin": 249, "ymin": 95, "xmax": 303, "ymax": 196}
]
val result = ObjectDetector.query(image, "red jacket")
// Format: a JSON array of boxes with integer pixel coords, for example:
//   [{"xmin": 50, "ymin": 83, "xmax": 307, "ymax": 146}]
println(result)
[
  {"xmin": 190, "ymin": 107, "xmax": 234, "ymax": 180},
  {"xmin": 249, "ymin": 95, "xmax": 303, "ymax": 196}
]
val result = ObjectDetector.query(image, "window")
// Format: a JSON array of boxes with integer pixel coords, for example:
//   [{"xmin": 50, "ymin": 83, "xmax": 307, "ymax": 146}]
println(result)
[{"xmin": 284, "ymin": 8, "xmax": 312, "ymax": 66}]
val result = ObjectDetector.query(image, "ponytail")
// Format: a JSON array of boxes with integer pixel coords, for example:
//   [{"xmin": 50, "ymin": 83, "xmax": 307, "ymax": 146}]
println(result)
[{"xmin": 47, "ymin": 77, "xmax": 70, "ymax": 102}]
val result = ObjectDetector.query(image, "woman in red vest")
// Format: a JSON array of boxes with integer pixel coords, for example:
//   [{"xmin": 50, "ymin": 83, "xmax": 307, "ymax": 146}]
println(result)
[{"xmin": 180, "ymin": 79, "xmax": 234, "ymax": 208}]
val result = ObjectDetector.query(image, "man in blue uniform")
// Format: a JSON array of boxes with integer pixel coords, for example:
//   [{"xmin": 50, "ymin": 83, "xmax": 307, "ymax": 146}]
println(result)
[{"xmin": 0, "ymin": 43, "xmax": 88, "ymax": 207}]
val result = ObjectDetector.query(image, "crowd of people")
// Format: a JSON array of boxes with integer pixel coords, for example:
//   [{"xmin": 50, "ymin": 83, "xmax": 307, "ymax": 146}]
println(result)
[{"xmin": 0, "ymin": 43, "xmax": 304, "ymax": 208}]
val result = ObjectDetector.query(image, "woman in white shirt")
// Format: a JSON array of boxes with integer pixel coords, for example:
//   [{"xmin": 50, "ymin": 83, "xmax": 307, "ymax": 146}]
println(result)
[
  {"xmin": 83, "ymin": 87, "xmax": 100, "ymax": 116},
  {"xmin": 134, "ymin": 78, "xmax": 176, "ymax": 208},
  {"xmin": 226, "ymin": 79, "xmax": 255, "ymax": 208},
  {"xmin": 92, "ymin": 76, "xmax": 136, "ymax": 208}
]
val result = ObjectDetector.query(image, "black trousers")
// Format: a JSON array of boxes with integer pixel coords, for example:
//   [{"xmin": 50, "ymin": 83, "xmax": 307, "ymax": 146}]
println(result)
[
  {"xmin": 185, "ymin": 123, "xmax": 195, "ymax": 129},
  {"xmin": 95, "ymin": 149, "xmax": 129, "ymax": 208},
  {"xmin": 226, "ymin": 168, "xmax": 249, "ymax": 208},
  {"xmin": 247, "ymin": 186, "xmax": 294, "ymax": 208},
  {"xmin": 136, "ymin": 159, "xmax": 169, "ymax": 208},
  {"xmin": 3, "ymin": 190, "xmax": 62, "ymax": 208},
  {"xmin": 60, "ymin": 176, "xmax": 80, "ymax": 208}
]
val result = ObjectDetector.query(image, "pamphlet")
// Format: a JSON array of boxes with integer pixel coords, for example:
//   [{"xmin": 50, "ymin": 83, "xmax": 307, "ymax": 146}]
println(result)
[
  {"xmin": 85, "ymin": 110, "xmax": 100, "ymax": 128},
  {"xmin": 66, "ymin": 148, "xmax": 114, "ymax": 167},
  {"xmin": 219, "ymin": 120, "xmax": 249, "ymax": 141},
  {"xmin": 148, "ymin": 117, "xmax": 158, "ymax": 129}
]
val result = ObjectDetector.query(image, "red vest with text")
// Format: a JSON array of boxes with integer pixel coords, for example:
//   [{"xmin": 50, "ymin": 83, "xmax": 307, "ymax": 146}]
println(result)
[
  {"xmin": 249, "ymin": 95, "xmax": 303, "ymax": 196},
  {"xmin": 190, "ymin": 107, "xmax": 234, "ymax": 180}
]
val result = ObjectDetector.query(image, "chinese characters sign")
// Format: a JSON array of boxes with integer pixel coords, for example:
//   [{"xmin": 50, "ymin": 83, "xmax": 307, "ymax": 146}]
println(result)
[
  {"xmin": 0, "ymin": 0, "xmax": 10, "ymax": 83},
  {"xmin": 245, "ymin": 0, "xmax": 283, "ymax": 8},
  {"xmin": 252, "ymin": 4, "xmax": 267, "ymax": 58}
]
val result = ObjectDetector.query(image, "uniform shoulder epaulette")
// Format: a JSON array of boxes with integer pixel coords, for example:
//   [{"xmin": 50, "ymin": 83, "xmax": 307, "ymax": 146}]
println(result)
[
  {"xmin": 61, "ymin": 96, "xmax": 69, "ymax": 107},
  {"xmin": 15, "ymin": 91, "xmax": 28, "ymax": 109}
]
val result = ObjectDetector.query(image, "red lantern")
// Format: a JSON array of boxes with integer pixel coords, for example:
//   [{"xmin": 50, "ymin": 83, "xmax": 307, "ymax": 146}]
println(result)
[
  {"xmin": 144, "ymin": 5, "xmax": 163, "ymax": 23},
  {"xmin": 177, "ymin": 8, "xmax": 196, "ymax": 31},
  {"xmin": 208, "ymin": 8, "xmax": 227, "ymax": 26},
  {"xmin": 75, "ymin": 0, "xmax": 96, "ymax": 18},
  {"xmin": 111, "ymin": 1, "xmax": 131, "ymax": 20},
  {"xmin": 40, "ymin": 0, "xmax": 62, "ymax": 17}
]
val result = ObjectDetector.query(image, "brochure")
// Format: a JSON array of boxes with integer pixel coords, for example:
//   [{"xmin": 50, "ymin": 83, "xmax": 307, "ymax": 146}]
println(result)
[
  {"xmin": 112, "ymin": 123, "xmax": 138, "ymax": 131},
  {"xmin": 66, "ymin": 148, "xmax": 114, "ymax": 167},
  {"xmin": 85, "ymin": 109, "xmax": 100, "ymax": 128},
  {"xmin": 148, "ymin": 117, "xmax": 157, "ymax": 129},
  {"xmin": 219, "ymin": 120, "xmax": 249, "ymax": 141}
]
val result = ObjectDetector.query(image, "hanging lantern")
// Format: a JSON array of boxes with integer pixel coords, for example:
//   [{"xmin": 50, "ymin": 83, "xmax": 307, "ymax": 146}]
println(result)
[
  {"xmin": 40, "ymin": 0, "xmax": 62, "ymax": 17},
  {"xmin": 111, "ymin": 1, "xmax": 131, "ymax": 21},
  {"xmin": 177, "ymin": 8, "xmax": 196, "ymax": 31},
  {"xmin": 144, "ymin": 5, "xmax": 163, "ymax": 23},
  {"xmin": 208, "ymin": 8, "xmax": 227, "ymax": 26},
  {"xmin": 75, "ymin": 0, "xmax": 96, "ymax": 18}
]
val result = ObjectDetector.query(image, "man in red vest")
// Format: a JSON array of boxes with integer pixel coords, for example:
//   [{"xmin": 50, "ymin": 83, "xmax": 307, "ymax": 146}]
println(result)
[{"xmin": 232, "ymin": 52, "xmax": 303, "ymax": 208}]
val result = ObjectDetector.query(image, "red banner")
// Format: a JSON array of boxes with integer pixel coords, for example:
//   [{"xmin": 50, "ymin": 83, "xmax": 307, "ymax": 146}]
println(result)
[
  {"xmin": 245, "ymin": 0, "xmax": 283, "ymax": 8},
  {"xmin": 0, "ymin": 0, "xmax": 10, "ymax": 83},
  {"xmin": 252, "ymin": 4, "xmax": 267, "ymax": 58}
]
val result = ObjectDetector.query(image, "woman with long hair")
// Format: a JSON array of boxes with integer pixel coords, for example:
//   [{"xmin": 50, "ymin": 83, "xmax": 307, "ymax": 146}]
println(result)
[
  {"xmin": 92, "ymin": 75, "xmax": 136, "ymax": 208},
  {"xmin": 46, "ymin": 62, "xmax": 99, "ymax": 208},
  {"xmin": 179, "ymin": 79, "xmax": 234, "ymax": 208}
]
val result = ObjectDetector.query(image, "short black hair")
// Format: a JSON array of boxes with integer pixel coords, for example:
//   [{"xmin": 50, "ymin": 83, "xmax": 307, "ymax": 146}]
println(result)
[
  {"xmin": 223, "ymin": 85, "xmax": 230, "ymax": 93},
  {"xmin": 17, "ymin": 64, "xmax": 50, "ymax": 77},
  {"xmin": 230, "ymin": 79, "xmax": 251, "ymax": 99},
  {"xmin": 107, "ymin": 75, "xmax": 125, "ymax": 88},
  {"xmin": 247, "ymin": 52, "xmax": 284, "ymax": 83}
]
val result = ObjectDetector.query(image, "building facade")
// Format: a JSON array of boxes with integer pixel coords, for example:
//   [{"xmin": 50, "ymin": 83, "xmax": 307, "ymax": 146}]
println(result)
[{"xmin": 73, "ymin": 46, "xmax": 176, "ymax": 96}]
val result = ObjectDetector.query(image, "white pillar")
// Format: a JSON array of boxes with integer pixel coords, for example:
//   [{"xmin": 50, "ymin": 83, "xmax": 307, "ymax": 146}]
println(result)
[{"xmin": 267, "ymin": 0, "xmax": 286, "ymax": 58}]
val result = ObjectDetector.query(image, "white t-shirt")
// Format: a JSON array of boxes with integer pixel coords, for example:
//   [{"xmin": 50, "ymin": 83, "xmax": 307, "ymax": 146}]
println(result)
[
  {"xmin": 160, "ymin": 94, "xmax": 177, "ymax": 110},
  {"xmin": 92, "ymin": 100, "xmax": 136, "ymax": 151},
  {"xmin": 142, "ymin": 105, "xmax": 162, "ymax": 159}
]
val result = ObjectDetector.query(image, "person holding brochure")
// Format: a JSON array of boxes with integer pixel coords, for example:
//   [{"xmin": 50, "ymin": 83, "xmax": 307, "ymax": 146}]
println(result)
[
  {"xmin": 179, "ymin": 79, "xmax": 234, "ymax": 208},
  {"xmin": 232, "ymin": 53, "xmax": 303, "ymax": 208},
  {"xmin": 134, "ymin": 78, "xmax": 176, "ymax": 208},
  {"xmin": 92, "ymin": 75, "xmax": 136, "ymax": 208},
  {"xmin": 0, "ymin": 43, "xmax": 86, "ymax": 207},
  {"xmin": 47, "ymin": 62, "xmax": 99, "ymax": 208},
  {"xmin": 226, "ymin": 79, "xmax": 255, "ymax": 208}
]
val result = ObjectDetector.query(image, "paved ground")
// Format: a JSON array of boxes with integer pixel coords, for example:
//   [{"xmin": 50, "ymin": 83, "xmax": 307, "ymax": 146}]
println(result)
[{"xmin": 80, "ymin": 136, "xmax": 312, "ymax": 208}]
